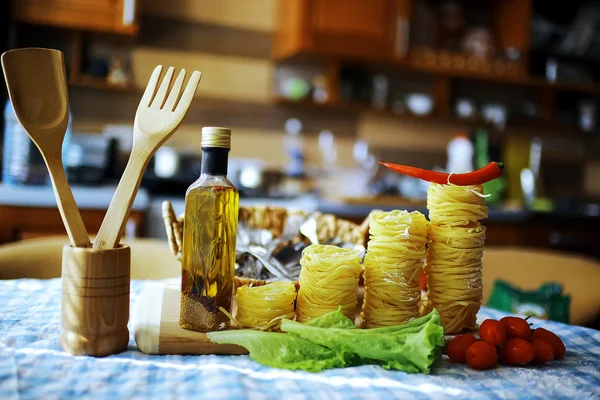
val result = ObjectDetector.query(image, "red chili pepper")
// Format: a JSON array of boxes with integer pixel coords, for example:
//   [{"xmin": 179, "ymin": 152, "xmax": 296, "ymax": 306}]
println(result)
[{"xmin": 379, "ymin": 161, "xmax": 504, "ymax": 185}]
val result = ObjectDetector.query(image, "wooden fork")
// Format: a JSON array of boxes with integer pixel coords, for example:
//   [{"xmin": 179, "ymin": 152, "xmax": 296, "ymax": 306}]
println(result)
[{"xmin": 93, "ymin": 65, "xmax": 201, "ymax": 249}]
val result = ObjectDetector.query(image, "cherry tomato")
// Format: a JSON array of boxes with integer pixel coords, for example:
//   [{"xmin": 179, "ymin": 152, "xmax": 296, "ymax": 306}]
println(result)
[
  {"xmin": 465, "ymin": 341, "xmax": 498, "ymax": 370},
  {"xmin": 499, "ymin": 316, "xmax": 532, "ymax": 339},
  {"xmin": 530, "ymin": 338, "xmax": 555, "ymax": 365},
  {"xmin": 419, "ymin": 270, "xmax": 428, "ymax": 291},
  {"xmin": 499, "ymin": 338, "xmax": 535, "ymax": 365},
  {"xmin": 532, "ymin": 328, "xmax": 566, "ymax": 359},
  {"xmin": 479, "ymin": 319, "xmax": 507, "ymax": 347},
  {"xmin": 447, "ymin": 334, "xmax": 477, "ymax": 363}
]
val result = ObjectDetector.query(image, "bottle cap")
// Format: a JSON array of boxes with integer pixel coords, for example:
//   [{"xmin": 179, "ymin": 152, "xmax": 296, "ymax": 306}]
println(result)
[{"xmin": 201, "ymin": 127, "xmax": 231, "ymax": 149}]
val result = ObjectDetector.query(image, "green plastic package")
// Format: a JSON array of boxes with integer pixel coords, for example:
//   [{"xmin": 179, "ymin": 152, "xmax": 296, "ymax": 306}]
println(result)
[{"xmin": 487, "ymin": 280, "xmax": 571, "ymax": 324}]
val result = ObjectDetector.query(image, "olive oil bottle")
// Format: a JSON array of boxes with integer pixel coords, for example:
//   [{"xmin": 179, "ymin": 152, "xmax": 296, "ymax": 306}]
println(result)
[{"xmin": 180, "ymin": 127, "xmax": 239, "ymax": 332}]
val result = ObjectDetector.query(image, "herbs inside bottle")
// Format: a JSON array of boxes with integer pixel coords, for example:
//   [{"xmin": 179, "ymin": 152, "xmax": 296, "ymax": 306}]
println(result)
[{"xmin": 180, "ymin": 127, "xmax": 239, "ymax": 332}]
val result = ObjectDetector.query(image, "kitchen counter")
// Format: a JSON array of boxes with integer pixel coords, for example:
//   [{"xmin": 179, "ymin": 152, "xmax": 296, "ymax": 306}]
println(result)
[
  {"xmin": 2, "ymin": 183, "xmax": 596, "ymax": 226},
  {"xmin": 2, "ymin": 184, "xmax": 598, "ymax": 258},
  {"xmin": 146, "ymin": 194, "xmax": 600, "ymax": 259},
  {"xmin": 145, "ymin": 194, "xmax": 535, "ymax": 240},
  {"xmin": 0, "ymin": 184, "xmax": 150, "ymax": 210},
  {"xmin": 148, "ymin": 194, "xmax": 567, "ymax": 229},
  {"xmin": 318, "ymin": 199, "xmax": 600, "ymax": 222},
  {"xmin": 316, "ymin": 199, "xmax": 530, "ymax": 223},
  {"xmin": 0, "ymin": 184, "xmax": 149, "ymax": 243}
]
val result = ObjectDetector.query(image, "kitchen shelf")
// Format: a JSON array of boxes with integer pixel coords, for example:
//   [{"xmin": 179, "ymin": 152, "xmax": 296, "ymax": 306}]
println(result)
[
  {"xmin": 403, "ymin": 48, "xmax": 526, "ymax": 82},
  {"xmin": 273, "ymin": 96, "xmax": 488, "ymax": 124},
  {"xmin": 546, "ymin": 81, "xmax": 600, "ymax": 96},
  {"xmin": 272, "ymin": 96, "xmax": 589, "ymax": 133},
  {"xmin": 288, "ymin": 53, "xmax": 600, "ymax": 96},
  {"xmin": 274, "ymin": 44, "xmax": 600, "ymax": 132}
]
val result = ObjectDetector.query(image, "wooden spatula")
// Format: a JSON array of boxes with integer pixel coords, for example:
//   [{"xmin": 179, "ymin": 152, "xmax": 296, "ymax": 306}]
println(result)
[
  {"xmin": 93, "ymin": 65, "xmax": 201, "ymax": 249},
  {"xmin": 2, "ymin": 48, "xmax": 91, "ymax": 248}
]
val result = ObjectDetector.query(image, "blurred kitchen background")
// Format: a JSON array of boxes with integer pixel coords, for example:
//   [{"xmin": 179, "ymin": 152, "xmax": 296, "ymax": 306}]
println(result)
[{"xmin": 2, "ymin": 0, "xmax": 600, "ymax": 259}]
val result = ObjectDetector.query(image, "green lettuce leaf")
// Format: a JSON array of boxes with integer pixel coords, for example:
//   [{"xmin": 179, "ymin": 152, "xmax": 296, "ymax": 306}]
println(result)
[
  {"xmin": 205, "ymin": 330, "xmax": 353, "ymax": 372},
  {"xmin": 304, "ymin": 307, "xmax": 358, "ymax": 329},
  {"xmin": 207, "ymin": 309, "xmax": 444, "ymax": 374},
  {"xmin": 281, "ymin": 310, "xmax": 444, "ymax": 374}
]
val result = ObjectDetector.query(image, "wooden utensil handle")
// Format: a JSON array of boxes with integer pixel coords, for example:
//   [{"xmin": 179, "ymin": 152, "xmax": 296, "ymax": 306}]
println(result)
[
  {"xmin": 46, "ymin": 157, "xmax": 91, "ymax": 247},
  {"xmin": 94, "ymin": 154, "xmax": 147, "ymax": 249}
]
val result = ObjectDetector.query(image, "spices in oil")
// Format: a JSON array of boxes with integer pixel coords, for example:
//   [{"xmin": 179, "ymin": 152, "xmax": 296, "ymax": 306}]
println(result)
[{"xmin": 180, "ymin": 127, "xmax": 239, "ymax": 332}]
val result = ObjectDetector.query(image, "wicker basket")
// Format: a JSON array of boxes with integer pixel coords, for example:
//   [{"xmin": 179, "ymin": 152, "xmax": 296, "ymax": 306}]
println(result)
[{"xmin": 162, "ymin": 200, "xmax": 370, "ymax": 289}]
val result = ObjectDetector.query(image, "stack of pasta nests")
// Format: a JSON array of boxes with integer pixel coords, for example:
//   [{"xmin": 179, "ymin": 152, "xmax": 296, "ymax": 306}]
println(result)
[
  {"xmin": 296, "ymin": 245, "xmax": 363, "ymax": 323},
  {"xmin": 361, "ymin": 210, "xmax": 428, "ymax": 328},
  {"xmin": 425, "ymin": 183, "xmax": 488, "ymax": 334}
]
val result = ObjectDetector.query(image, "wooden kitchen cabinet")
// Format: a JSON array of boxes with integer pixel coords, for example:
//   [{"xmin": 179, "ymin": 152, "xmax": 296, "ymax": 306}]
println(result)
[
  {"xmin": 0, "ymin": 205, "xmax": 145, "ymax": 244},
  {"xmin": 274, "ymin": 0, "xmax": 410, "ymax": 61},
  {"xmin": 12, "ymin": 0, "xmax": 139, "ymax": 35}
]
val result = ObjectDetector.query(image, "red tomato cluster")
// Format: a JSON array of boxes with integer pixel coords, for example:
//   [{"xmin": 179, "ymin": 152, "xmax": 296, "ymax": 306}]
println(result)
[{"xmin": 447, "ymin": 316, "xmax": 566, "ymax": 370}]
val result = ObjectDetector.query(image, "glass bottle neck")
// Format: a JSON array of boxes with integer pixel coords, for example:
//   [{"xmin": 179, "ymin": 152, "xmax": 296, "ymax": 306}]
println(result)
[{"xmin": 201, "ymin": 146, "xmax": 229, "ymax": 176}]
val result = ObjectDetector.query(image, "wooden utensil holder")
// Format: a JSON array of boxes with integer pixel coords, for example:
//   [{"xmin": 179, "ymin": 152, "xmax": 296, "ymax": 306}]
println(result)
[{"xmin": 60, "ymin": 244, "xmax": 131, "ymax": 356}]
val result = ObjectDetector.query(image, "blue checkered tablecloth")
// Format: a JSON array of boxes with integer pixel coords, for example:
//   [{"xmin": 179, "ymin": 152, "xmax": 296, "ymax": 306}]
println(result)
[{"xmin": 1, "ymin": 278, "xmax": 599, "ymax": 400}]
